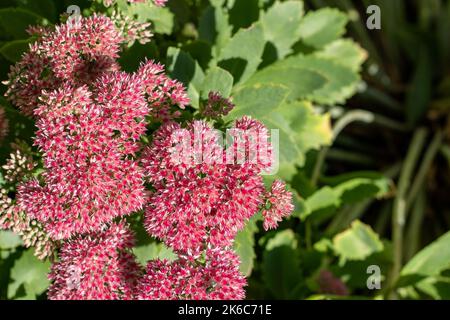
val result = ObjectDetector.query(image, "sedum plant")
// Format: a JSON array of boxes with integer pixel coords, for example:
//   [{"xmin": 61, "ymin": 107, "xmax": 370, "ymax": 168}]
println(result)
[
  {"xmin": 0, "ymin": 0, "xmax": 294, "ymax": 300},
  {"xmin": 2, "ymin": 0, "xmax": 448, "ymax": 301}
]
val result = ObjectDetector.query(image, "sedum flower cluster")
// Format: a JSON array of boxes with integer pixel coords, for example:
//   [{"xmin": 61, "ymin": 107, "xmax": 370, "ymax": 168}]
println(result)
[{"xmin": 1, "ymin": 12, "xmax": 294, "ymax": 300}]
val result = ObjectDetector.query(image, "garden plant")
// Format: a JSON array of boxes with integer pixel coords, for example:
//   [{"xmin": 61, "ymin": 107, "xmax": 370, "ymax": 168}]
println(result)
[{"xmin": 0, "ymin": 0, "xmax": 449, "ymax": 301}]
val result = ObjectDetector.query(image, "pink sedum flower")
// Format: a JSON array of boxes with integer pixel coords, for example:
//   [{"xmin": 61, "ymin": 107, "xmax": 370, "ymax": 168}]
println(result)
[
  {"xmin": 48, "ymin": 222, "xmax": 142, "ymax": 300},
  {"xmin": 4, "ymin": 15, "xmax": 123, "ymax": 116},
  {"xmin": 200, "ymin": 92, "xmax": 235, "ymax": 119},
  {"xmin": 17, "ymin": 81, "xmax": 148, "ymax": 240},
  {"xmin": 138, "ymin": 60, "xmax": 190, "ymax": 121},
  {"xmin": 137, "ymin": 248, "xmax": 246, "ymax": 300},
  {"xmin": 2, "ymin": 9, "xmax": 296, "ymax": 300},
  {"xmin": 142, "ymin": 120, "xmax": 266, "ymax": 255},
  {"xmin": 262, "ymin": 180, "xmax": 294, "ymax": 231},
  {"xmin": 0, "ymin": 190, "xmax": 54, "ymax": 260},
  {"xmin": 111, "ymin": 10, "xmax": 153, "ymax": 46}
]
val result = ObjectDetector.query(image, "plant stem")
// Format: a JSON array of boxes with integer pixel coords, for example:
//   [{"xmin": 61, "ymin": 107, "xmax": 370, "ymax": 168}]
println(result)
[
  {"xmin": 312, "ymin": 110, "xmax": 375, "ymax": 185},
  {"xmin": 405, "ymin": 131, "xmax": 443, "ymax": 212},
  {"xmin": 404, "ymin": 188, "xmax": 426, "ymax": 261},
  {"xmin": 389, "ymin": 128, "xmax": 428, "ymax": 298},
  {"xmin": 311, "ymin": 110, "xmax": 408, "ymax": 185}
]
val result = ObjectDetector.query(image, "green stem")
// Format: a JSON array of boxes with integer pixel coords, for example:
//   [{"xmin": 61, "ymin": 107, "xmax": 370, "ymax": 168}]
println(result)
[
  {"xmin": 312, "ymin": 110, "xmax": 375, "ymax": 185},
  {"xmin": 404, "ymin": 189, "xmax": 426, "ymax": 261},
  {"xmin": 389, "ymin": 128, "xmax": 428, "ymax": 299},
  {"xmin": 405, "ymin": 131, "xmax": 443, "ymax": 212},
  {"xmin": 312, "ymin": 110, "xmax": 408, "ymax": 185}
]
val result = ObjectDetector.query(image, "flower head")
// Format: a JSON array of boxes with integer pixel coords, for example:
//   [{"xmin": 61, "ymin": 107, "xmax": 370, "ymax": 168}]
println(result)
[
  {"xmin": 262, "ymin": 180, "xmax": 294, "ymax": 231},
  {"xmin": 48, "ymin": 222, "xmax": 142, "ymax": 300},
  {"xmin": 200, "ymin": 92, "xmax": 235, "ymax": 119},
  {"xmin": 4, "ymin": 15, "xmax": 123, "ymax": 115},
  {"xmin": 111, "ymin": 10, "xmax": 153, "ymax": 46},
  {"xmin": 137, "ymin": 248, "xmax": 246, "ymax": 300},
  {"xmin": 138, "ymin": 60, "xmax": 189, "ymax": 121},
  {"xmin": 142, "ymin": 119, "xmax": 268, "ymax": 255},
  {"xmin": 17, "ymin": 82, "xmax": 147, "ymax": 240}
]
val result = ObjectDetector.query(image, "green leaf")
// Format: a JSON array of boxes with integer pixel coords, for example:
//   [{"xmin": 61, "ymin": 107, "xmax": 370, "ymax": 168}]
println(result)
[
  {"xmin": 8, "ymin": 249, "xmax": 50, "ymax": 300},
  {"xmin": 314, "ymin": 39, "xmax": 367, "ymax": 72},
  {"xmin": 260, "ymin": 0, "xmax": 304, "ymax": 59},
  {"xmin": 301, "ymin": 186, "xmax": 340, "ymax": 220},
  {"xmin": 332, "ymin": 220, "xmax": 384, "ymax": 263},
  {"xmin": 199, "ymin": 4, "xmax": 232, "ymax": 59},
  {"xmin": 323, "ymin": 172, "xmax": 392, "ymax": 203},
  {"xmin": 119, "ymin": 42, "xmax": 158, "ymax": 72},
  {"xmin": 414, "ymin": 276, "xmax": 450, "ymax": 300},
  {"xmin": 277, "ymin": 55, "xmax": 360, "ymax": 105},
  {"xmin": 241, "ymin": 56, "xmax": 326, "ymax": 102},
  {"xmin": 330, "ymin": 241, "xmax": 392, "ymax": 290},
  {"xmin": 126, "ymin": 2, "xmax": 174, "ymax": 34},
  {"xmin": 0, "ymin": 231, "xmax": 22, "ymax": 250},
  {"xmin": 234, "ymin": 218, "xmax": 258, "ymax": 277},
  {"xmin": 133, "ymin": 242, "xmax": 177, "ymax": 265},
  {"xmin": 0, "ymin": 39, "xmax": 31, "ymax": 62},
  {"xmin": 227, "ymin": 83, "xmax": 290, "ymax": 119},
  {"xmin": 0, "ymin": 8, "xmax": 44, "ymax": 39},
  {"xmin": 400, "ymin": 231, "xmax": 450, "ymax": 286},
  {"xmin": 228, "ymin": 0, "xmax": 259, "ymax": 32},
  {"xmin": 201, "ymin": 66, "xmax": 234, "ymax": 99},
  {"xmin": 217, "ymin": 24, "xmax": 265, "ymax": 84},
  {"xmin": 298, "ymin": 8, "xmax": 348, "ymax": 49},
  {"xmin": 265, "ymin": 229, "xmax": 298, "ymax": 251},
  {"xmin": 15, "ymin": 0, "xmax": 57, "ymax": 22},
  {"xmin": 167, "ymin": 47, "xmax": 205, "ymax": 108},
  {"xmin": 262, "ymin": 230, "xmax": 302, "ymax": 299}
]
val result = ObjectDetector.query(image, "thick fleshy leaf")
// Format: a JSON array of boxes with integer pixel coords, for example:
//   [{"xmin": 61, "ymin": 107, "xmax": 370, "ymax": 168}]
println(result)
[
  {"xmin": 0, "ymin": 8, "xmax": 43, "ymax": 39},
  {"xmin": 260, "ymin": 0, "xmax": 304, "ymax": 59},
  {"xmin": 133, "ymin": 243, "xmax": 177, "ymax": 265},
  {"xmin": 167, "ymin": 47, "xmax": 205, "ymax": 108},
  {"xmin": 298, "ymin": 8, "xmax": 348, "ymax": 48},
  {"xmin": 276, "ymin": 55, "xmax": 361, "ymax": 105},
  {"xmin": 234, "ymin": 218, "xmax": 258, "ymax": 277},
  {"xmin": 201, "ymin": 66, "xmax": 234, "ymax": 99},
  {"xmin": 314, "ymin": 39, "xmax": 367, "ymax": 72},
  {"xmin": 241, "ymin": 57, "xmax": 326, "ymax": 102},
  {"xmin": 7, "ymin": 249, "xmax": 50, "ymax": 300},
  {"xmin": 199, "ymin": 4, "xmax": 232, "ymax": 59},
  {"xmin": 0, "ymin": 39, "xmax": 32, "ymax": 63},
  {"xmin": 126, "ymin": 2, "xmax": 174, "ymax": 34},
  {"xmin": 217, "ymin": 24, "xmax": 266, "ymax": 84},
  {"xmin": 400, "ymin": 231, "xmax": 450, "ymax": 287},
  {"xmin": 0, "ymin": 231, "xmax": 22, "ymax": 250},
  {"xmin": 262, "ymin": 230, "xmax": 302, "ymax": 299},
  {"xmin": 332, "ymin": 220, "xmax": 384, "ymax": 262}
]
